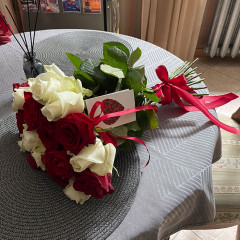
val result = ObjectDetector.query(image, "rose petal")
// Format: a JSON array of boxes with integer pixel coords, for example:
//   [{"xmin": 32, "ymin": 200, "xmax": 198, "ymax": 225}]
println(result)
[{"xmin": 64, "ymin": 180, "xmax": 91, "ymax": 204}]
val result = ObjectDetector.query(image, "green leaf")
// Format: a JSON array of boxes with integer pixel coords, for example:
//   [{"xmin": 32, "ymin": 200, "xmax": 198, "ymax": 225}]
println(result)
[
  {"xmin": 65, "ymin": 53, "xmax": 82, "ymax": 71},
  {"xmin": 111, "ymin": 125, "xmax": 128, "ymax": 136},
  {"xmin": 74, "ymin": 70, "xmax": 96, "ymax": 89},
  {"xmin": 80, "ymin": 59, "xmax": 102, "ymax": 79},
  {"xmin": 80, "ymin": 59, "xmax": 114, "ymax": 90},
  {"xmin": 135, "ymin": 95, "xmax": 145, "ymax": 107},
  {"xmin": 99, "ymin": 58, "xmax": 116, "ymax": 68},
  {"xmin": 129, "ymin": 48, "xmax": 141, "ymax": 67},
  {"xmin": 126, "ymin": 121, "xmax": 141, "ymax": 131},
  {"xmin": 103, "ymin": 41, "xmax": 130, "ymax": 57},
  {"xmin": 111, "ymin": 125, "xmax": 128, "ymax": 146},
  {"xmin": 134, "ymin": 66, "xmax": 146, "ymax": 87},
  {"xmin": 146, "ymin": 109, "xmax": 159, "ymax": 129},
  {"xmin": 92, "ymin": 84, "xmax": 101, "ymax": 94},
  {"xmin": 125, "ymin": 69, "xmax": 144, "ymax": 95},
  {"xmin": 121, "ymin": 140, "xmax": 132, "ymax": 152},
  {"xmin": 103, "ymin": 46, "xmax": 128, "ymax": 76},
  {"xmin": 135, "ymin": 111, "xmax": 148, "ymax": 137},
  {"xmin": 143, "ymin": 92, "xmax": 160, "ymax": 102},
  {"xmin": 100, "ymin": 64, "xmax": 124, "ymax": 79}
]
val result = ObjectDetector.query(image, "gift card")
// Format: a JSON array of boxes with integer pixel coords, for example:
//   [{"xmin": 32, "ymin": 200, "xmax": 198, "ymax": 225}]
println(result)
[{"xmin": 86, "ymin": 90, "xmax": 136, "ymax": 129}]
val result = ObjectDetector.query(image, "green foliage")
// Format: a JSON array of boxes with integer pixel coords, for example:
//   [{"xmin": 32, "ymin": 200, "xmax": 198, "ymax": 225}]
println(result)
[
  {"xmin": 65, "ymin": 53, "xmax": 82, "ymax": 70},
  {"xmin": 126, "ymin": 121, "xmax": 141, "ymax": 132},
  {"xmin": 133, "ymin": 66, "xmax": 146, "ymax": 87},
  {"xmin": 100, "ymin": 64, "xmax": 124, "ymax": 79},
  {"xmin": 146, "ymin": 109, "xmax": 159, "ymax": 129},
  {"xmin": 124, "ymin": 69, "xmax": 145, "ymax": 96},
  {"xmin": 74, "ymin": 70, "xmax": 96, "ymax": 89},
  {"xmin": 103, "ymin": 46, "xmax": 128, "ymax": 76},
  {"xmin": 103, "ymin": 41, "xmax": 130, "ymax": 57},
  {"xmin": 65, "ymin": 41, "xmax": 161, "ymax": 139},
  {"xmin": 128, "ymin": 48, "xmax": 141, "ymax": 67},
  {"xmin": 121, "ymin": 140, "xmax": 132, "ymax": 152},
  {"xmin": 135, "ymin": 111, "xmax": 148, "ymax": 138},
  {"xmin": 143, "ymin": 92, "xmax": 160, "ymax": 103}
]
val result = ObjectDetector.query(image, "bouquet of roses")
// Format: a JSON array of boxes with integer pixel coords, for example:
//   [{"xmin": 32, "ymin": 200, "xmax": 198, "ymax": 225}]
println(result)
[
  {"xmin": 14, "ymin": 41, "xmax": 237, "ymax": 204},
  {"xmin": 12, "ymin": 42, "xmax": 161, "ymax": 204}
]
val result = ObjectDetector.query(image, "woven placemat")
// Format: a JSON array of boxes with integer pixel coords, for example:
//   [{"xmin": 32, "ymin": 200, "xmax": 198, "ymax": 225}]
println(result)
[
  {"xmin": 0, "ymin": 115, "xmax": 140, "ymax": 240},
  {"xmin": 34, "ymin": 31, "xmax": 133, "ymax": 76}
]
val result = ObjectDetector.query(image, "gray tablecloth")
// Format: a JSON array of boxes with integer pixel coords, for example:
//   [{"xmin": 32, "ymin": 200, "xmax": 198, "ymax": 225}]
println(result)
[{"xmin": 0, "ymin": 29, "xmax": 221, "ymax": 240}]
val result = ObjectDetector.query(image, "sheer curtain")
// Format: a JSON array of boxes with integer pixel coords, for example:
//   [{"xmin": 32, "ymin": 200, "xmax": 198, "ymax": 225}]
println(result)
[{"xmin": 119, "ymin": 0, "xmax": 207, "ymax": 61}]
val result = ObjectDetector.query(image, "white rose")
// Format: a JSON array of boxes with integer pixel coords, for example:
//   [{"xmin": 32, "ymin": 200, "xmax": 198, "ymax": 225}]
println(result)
[
  {"xmin": 64, "ymin": 180, "xmax": 91, "ymax": 204},
  {"xmin": 41, "ymin": 91, "xmax": 84, "ymax": 121},
  {"xmin": 30, "ymin": 72, "xmax": 62, "ymax": 103},
  {"xmin": 60, "ymin": 77, "xmax": 83, "ymax": 94},
  {"xmin": 30, "ymin": 64, "xmax": 84, "ymax": 104},
  {"xmin": 44, "ymin": 63, "xmax": 65, "ymax": 77},
  {"xmin": 12, "ymin": 87, "xmax": 32, "ymax": 112},
  {"xmin": 70, "ymin": 138, "xmax": 116, "ymax": 176},
  {"xmin": 90, "ymin": 143, "xmax": 116, "ymax": 176},
  {"xmin": 19, "ymin": 124, "xmax": 46, "ymax": 153},
  {"xmin": 31, "ymin": 151, "xmax": 46, "ymax": 171}
]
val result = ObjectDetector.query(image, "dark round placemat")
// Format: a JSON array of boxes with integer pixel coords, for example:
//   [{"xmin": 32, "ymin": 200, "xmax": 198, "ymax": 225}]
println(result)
[
  {"xmin": 0, "ymin": 115, "xmax": 140, "ymax": 240},
  {"xmin": 34, "ymin": 31, "xmax": 133, "ymax": 76}
]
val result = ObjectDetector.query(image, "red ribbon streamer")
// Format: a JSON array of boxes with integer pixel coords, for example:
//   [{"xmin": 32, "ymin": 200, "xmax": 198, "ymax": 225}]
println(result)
[
  {"xmin": 90, "ymin": 101, "xmax": 158, "ymax": 165},
  {"xmin": 153, "ymin": 65, "xmax": 240, "ymax": 135},
  {"xmin": 116, "ymin": 135, "xmax": 151, "ymax": 167}
]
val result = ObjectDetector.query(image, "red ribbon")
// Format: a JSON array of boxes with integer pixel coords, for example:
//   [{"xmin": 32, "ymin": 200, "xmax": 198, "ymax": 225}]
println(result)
[
  {"xmin": 153, "ymin": 65, "xmax": 240, "ymax": 135},
  {"xmin": 90, "ymin": 101, "xmax": 158, "ymax": 166}
]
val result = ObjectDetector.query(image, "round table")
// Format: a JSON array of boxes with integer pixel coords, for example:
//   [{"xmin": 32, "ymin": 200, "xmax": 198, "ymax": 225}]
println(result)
[{"xmin": 0, "ymin": 29, "xmax": 221, "ymax": 240}]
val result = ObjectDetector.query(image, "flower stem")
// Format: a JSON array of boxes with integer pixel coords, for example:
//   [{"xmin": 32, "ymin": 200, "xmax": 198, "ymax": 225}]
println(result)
[
  {"xmin": 115, "ymin": 78, "xmax": 122, "ymax": 92},
  {"xmin": 187, "ymin": 79, "xmax": 205, "ymax": 86}
]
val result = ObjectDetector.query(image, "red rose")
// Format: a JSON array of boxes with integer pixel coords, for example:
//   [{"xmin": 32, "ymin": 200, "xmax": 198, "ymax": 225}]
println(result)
[
  {"xmin": 16, "ymin": 110, "xmax": 25, "ymax": 135},
  {"xmin": 73, "ymin": 170, "xmax": 114, "ymax": 199},
  {"xmin": 27, "ymin": 154, "xmax": 38, "ymax": 170},
  {"xmin": 37, "ymin": 116, "xmax": 60, "ymax": 151},
  {"xmin": 0, "ymin": 11, "xmax": 12, "ymax": 46},
  {"xmin": 55, "ymin": 113, "xmax": 96, "ymax": 155},
  {"xmin": 42, "ymin": 151, "xmax": 73, "ymax": 188},
  {"xmin": 13, "ymin": 82, "xmax": 29, "ymax": 91},
  {"xmin": 23, "ymin": 92, "xmax": 43, "ymax": 131}
]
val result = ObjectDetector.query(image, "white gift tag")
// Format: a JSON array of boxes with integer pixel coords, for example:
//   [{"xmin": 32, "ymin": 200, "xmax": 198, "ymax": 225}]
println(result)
[{"xmin": 86, "ymin": 90, "xmax": 136, "ymax": 129}]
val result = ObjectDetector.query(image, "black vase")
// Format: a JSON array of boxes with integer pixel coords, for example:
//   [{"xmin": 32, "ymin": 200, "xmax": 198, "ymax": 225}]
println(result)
[{"xmin": 23, "ymin": 52, "xmax": 45, "ymax": 79}]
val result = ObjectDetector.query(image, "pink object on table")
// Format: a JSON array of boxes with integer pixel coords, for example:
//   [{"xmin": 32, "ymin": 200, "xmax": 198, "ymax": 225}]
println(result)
[{"xmin": 0, "ymin": 11, "xmax": 12, "ymax": 45}]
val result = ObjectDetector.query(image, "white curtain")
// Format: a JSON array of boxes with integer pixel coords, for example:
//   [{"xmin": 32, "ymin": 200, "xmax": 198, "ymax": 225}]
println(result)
[{"xmin": 119, "ymin": 0, "xmax": 207, "ymax": 61}]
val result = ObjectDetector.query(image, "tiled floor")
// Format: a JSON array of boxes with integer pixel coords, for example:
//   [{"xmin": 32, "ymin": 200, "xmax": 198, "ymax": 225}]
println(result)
[
  {"xmin": 195, "ymin": 56, "xmax": 240, "ymax": 118},
  {"xmin": 169, "ymin": 56, "xmax": 240, "ymax": 240}
]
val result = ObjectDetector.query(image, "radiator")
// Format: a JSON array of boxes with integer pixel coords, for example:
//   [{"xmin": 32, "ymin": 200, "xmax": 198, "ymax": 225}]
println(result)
[{"xmin": 204, "ymin": 0, "xmax": 240, "ymax": 58}]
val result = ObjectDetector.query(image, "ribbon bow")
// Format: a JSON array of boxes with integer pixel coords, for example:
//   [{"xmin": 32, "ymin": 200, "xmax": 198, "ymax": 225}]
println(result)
[
  {"xmin": 152, "ymin": 65, "xmax": 240, "ymax": 135},
  {"xmin": 152, "ymin": 65, "xmax": 195, "ymax": 105}
]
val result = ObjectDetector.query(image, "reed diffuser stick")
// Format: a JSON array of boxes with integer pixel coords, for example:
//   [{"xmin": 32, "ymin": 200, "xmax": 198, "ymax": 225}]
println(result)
[
  {"xmin": 32, "ymin": 0, "xmax": 41, "ymax": 52},
  {"xmin": 26, "ymin": 0, "xmax": 33, "ymax": 56},
  {"xmin": 0, "ymin": 14, "xmax": 30, "ymax": 57},
  {"xmin": 5, "ymin": 6, "xmax": 31, "ymax": 58}
]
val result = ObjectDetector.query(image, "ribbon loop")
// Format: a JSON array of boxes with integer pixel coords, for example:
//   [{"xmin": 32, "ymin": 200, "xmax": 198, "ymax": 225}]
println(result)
[{"xmin": 89, "ymin": 101, "xmax": 157, "ymax": 165}]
